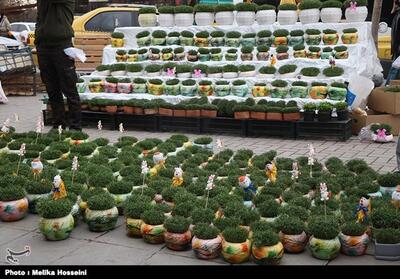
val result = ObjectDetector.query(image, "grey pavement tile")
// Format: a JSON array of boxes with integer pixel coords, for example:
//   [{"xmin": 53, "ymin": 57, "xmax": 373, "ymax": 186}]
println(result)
[
  {"xmin": 0, "ymin": 227, "xmax": 32, "ymax": 246},
  {"xmin": 328, "ymin": 254, "xmax": 400, "ymax": 265},
  {"xmin": 69, "ymin": 216, "xmax": 124, "ymax": 241},
  {"xmin": 1, "ymin": 214, "xmax": 40, "ymax": 232}
]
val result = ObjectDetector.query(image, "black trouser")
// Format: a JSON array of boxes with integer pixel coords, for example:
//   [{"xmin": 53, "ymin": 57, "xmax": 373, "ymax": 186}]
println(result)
[{"xmin": 37, "ymin": 45, "xmax": 81, "ymax": 130}]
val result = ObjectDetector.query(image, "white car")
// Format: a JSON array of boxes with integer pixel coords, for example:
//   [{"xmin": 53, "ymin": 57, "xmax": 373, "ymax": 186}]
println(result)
[{"xmin": 10, "ymin": 22, "xmax": 36, "ymax": 33}]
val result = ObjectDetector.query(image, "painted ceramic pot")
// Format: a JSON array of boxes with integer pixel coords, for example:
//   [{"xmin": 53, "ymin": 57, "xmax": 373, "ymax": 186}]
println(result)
[
  {"xmin": 257, "ymin": 37, "xmax": 273, "ymax": 46},
  {"xmin": 210, "ymin": 53, "xmax": 223, "ymax": 61},
  {"xmin": 179, "ymin": 36, "xmax": 194, "ymax": 46},
  {"xmin": 240, "ymin": 53, "xmax": 253, "ymax": 61},
  {"xmin": 148, "ymin": 52, "xmax": 160, "ymax": 61},
  {"xmin": 290, "ymin": 86, "xmax": 308, "ymax": 98},
  {"xmin": 115, "ymin": 54, "xmax": 127, "ymax": 62},
  {"xmin": 161, "ymin": 52, "xmax": 174, "ymax": 61},
  {"xmin": 111, "ymin": 193, "xmax": 131, "ymax": 214},
  {"xmin": 214, "ymin": 85, "xmax": 231, "ymax": 97},
  {"xmin": 252, "ymin": 85, "xmax": 268, "ymax": 97},
  {"xmin": 309, "ymin": 236, "xmax": 341, "ymax": 260},
  {"xmin": 0, "ymin": 198, "xmax": 28, "ymax": 222},
  {"xmin": 88, "ymin": 81, "xmax": 104, "ymax": 93},
  {"xmin": 271, "ymin": 87, "xmax": 289, "ymax": 99},
  {"xmin": 199, "ymin": 54, "xmax": 210, "ymax": 62},
  {"xmin": 252, "ymin": 242, "xmax": 284, "ymax": 265},
  {"xmin": 225, "ymin": 53, "xmax": 238, "ymax": 61},
  {"xmin": 126, "ymin": 217, "xmax": 143, "ymax": 238},
  {"xmin": 307, "ymin": 51, "xmax": 321, "ymax": 59},
  {"xmin": 195, "ymin": 37, "xmax": 209, "ymax": 47},
  {"xmin": 279, "ymin": 231, "xmax": 308, "ymax": 253},
  {"xmin": 174, "ymin": 52, "xmax": 186, "ymax": 61},
  {"xmin": 328, "ymin": 86, "xmax": 347, "ymax": 101},
  {"xmin": 198, "ymin": 85, "xmax": 213, "ymax": 96},
  {"xmin": 335, "ymin": 51, "xmax": 349, "ymax": 59},
  {"xmin": 164, "ymin": 230, "xmax": 192, "ymax": 251},
  {"xmin": 39, "ymin": 214, "xmax": 74, "ymax": 241},
  {"xmin": 105, "ymin": 82, "xmax": 118, "ymax": 93},
  {"xmin": 71, "ymin": 203, "xmax": 80, "ymax": 226},
  {"xmin": 136, "ymin": 36, "xmax": 150, "ymax": 47},
  {"xmin": 137, "ymin": 53, "xmax": 148, "ymax": 61},
  {"xmin": 85, "ymin": 207, "xmax": 118, "ymax": 232},
  {"xmin": 132, "ymin": 83, "xmax": 147, "ymax": 94},
  {"xmin": 241, "ymin": 38, "xmax": 256, "ymax": 47},
  {"xmin": 164, "ymin": 84, "xmax": 180, "ymax": 95},
  {"xmin": 305, "ymin": 34, "xmax": 321, "ymax": 45},
  {"xmin": 323, "ymin": 33, "xmax": 339, "ymax": 45},
  {"xmin": 27, "ymin": 193, "xmax": 50, "ymax": 214},
  {"xmin": 257, "ymin": 52, "xmax": 269, "ymax": 61},
  {"xmin": 151, "ymin": 37, "xmax": 166, "ymax": 46},
  {"xmin": 226, "ymin": 38, "xmax": 241, "ymax": 48},
  {"xmin": 293, "ymin": 50, "xmax": 307, "ymax": 58},
  {"xmin": 289, "ymin": 36, "xmax": 304, "ymax": 46},
  {"xmin": 166, "ymin": 36, "xmax": 180, "ymax": 45},
  {"xmin": 232, "ymin": 85, "xmax": 249, "ymax": 97},
  {"xmin": 341, "ymin": 33, "xmax": 358, "ymax": 44},
  {"xmin": 276, "ymin": 52, "xmax": 289, "ymax": 60},
  {"xmin": 192, "ymin": 235, "xmax": 222, "ymax": 260},
  {"xmin": 309, "ymin": 86, "xmax": 328, "ymax": 99},
  {"xmin": 147, "ymin": 83, "xmax": 164, "ymax": 95},
  {"xmin": 210, "ymin": 37, "xmax": 224, "ymax": 47},
  {"xmin": 180, "ymin": 85, "xmax": 197, "ymax": 96},
  {"xmin": 141, "ymin": 223, "xmax": 165, "ymax": 244},
  {"xmin": 339, "ymin": 232, "xmax": 369, "ymax": 256},
  {"xmin": 111, "ymin": 38, "xmax": 124, "ymax": 48},
  {"xmin": 321, "ymin": 51, "xmax": 333, "ymax": 59},
  {"xmin": 117, "ymin": 83, "xmax": 132, "ymax": 94},
  {"xmin": 187, "ymin": 54, "xmax": 199, "ymax": 62},
  {"xmin": 274, "ymin": 36, "xmax": 288, "ymax": 46},
  {"xmin": 221, "ymin": 239, "xmax": 251, "ymax": 264}
]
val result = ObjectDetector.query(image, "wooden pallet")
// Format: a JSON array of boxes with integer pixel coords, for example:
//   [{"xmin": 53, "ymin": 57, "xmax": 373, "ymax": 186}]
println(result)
[{"xmin": 73, "ymin": 34, "xmax": 110, "ymax": 72}]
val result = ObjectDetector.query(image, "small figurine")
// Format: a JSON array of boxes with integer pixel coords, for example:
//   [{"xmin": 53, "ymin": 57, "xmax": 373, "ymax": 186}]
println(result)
[
  {"xmin": 150, "ymin": 152, "xmax": 165, "ymax": 176},
  {"xmin": 320, "ymin": 183, "xmax": 329, "ymax": 201},
  {"xmin": 269, "ymin": 54, "xmax": 276, "ymax": 67},
  {"xmin": 265, "ymin": 161, "xmax": 277, "ymax": 184},
  {"xmin": 391, "ymin": 185, "xmax": 400, "ymax": 209},
  {"xmin": 372, "ymin": 128, "xmax": 394, "ymax": 143},
  {"xmin": 291, "ymin": 162, "xmax": 299, "ymax": 181},
  {"xmin": 172, "ymin": 167, "xmax": 184, "ymax": 188},
  {"xmin": 0, "ymin": 118, "xmax": 11, "ymax": 136},
  {"xmin": 52, "ymin": 175, "xmax": 67, "ymax": 200},
  {"xmin": 31, "ymin": 157, "xmax": 43, "ymax": 179},
  {"xmin": 238, "ymin": 176, "xmax": 257, "ymax": 196},
  {"xmin": 167, "ymin": 67, "xmax": 176, "ymax": 77},
  {"xmin": 355, "ymin": 196, "xmax": 371, "ymax": 224},
  {"xmin": 329, "ymin": 55, "xmax": 336, "ymax": 68}
]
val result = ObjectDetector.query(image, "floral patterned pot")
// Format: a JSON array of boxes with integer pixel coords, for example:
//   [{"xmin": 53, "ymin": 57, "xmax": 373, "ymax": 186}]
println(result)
[
  {"xmin": 328, "ymin": 86, "xmax": 347, "ymax": 101},
  {"xmin": 116, "ymin": 54, "xmax": 127, "ymax": 62},
  {"xmin": 321, "ymin": 51, "xmax": 333, "ymax": 59},
  {"xmin": 323, "ymin": 33, "xmax": 339, "ymax": 45},
  {"xmin": 232, "ymin": 84, "xmax": 249, "ymax": 97},
  {"xmin": 151, "ymin": 37, "xmax": 166, "ymax": 46},
  {"xmin": 137, "ymin": 36, "xmax": 150, "ymax": 47},
  {"xmin": 289, "ymin": 36, "xmax": 304, "ymax": 47},
  {"xmin": 192, "ymin": 235, "xmax": 222, "ymax": 260},
  {"xmin": 105, "ymin": 82, "xmax": 118, "ymax": 93},
  {"xmin": 241, "ymin": 53, "xmax": 253, "ymax": 61},
  {"xmin": 137, "ymin": 53, "xmax": 148, "ymax": 61},
  {"xmin": 279, "ymin": 231, "xmax": 308, "ymax": 253},
  {"xmin": 195, "ymin": 37, "xmax": 209, "ymax": 47},
  {"xmin": 226, "ymin": 38, "xmax": 241, "ymax": 48},
  {"xmin": 307, "ymin": 51, "xmax": 321, "ymax": 59},
  {"xmin": 309, "ymin": 86, "xmax": 328, "ymax": 99},
  {"xmin": 147, "ymin": 83, "xmax": 164, "ymax": 95},
  {"xmin": 0, "ymin": 198, "xmax": 28, "ymax": 221},
  {"xmin": 126, "ymin": 217, "xmax": 143, "ymax": 237},
  {"xmin": 161, "ymin": 52, "xmax": 174, "ymax": 61},
  {"xmin": 174, "ymin": 52, "xmax": 186, "ymax": 61},
  {"xmin": 339, "ymin": 232, "xmax": 369, "ymax": 256},
  {"xmin": 164, "ymin": 84, "xmax": 180, "ymax": 95},
  {"xmin": 132, "ymin": 83, "xmax": 147, "ymax": 94},
  {"xmin": 85, "ymin": 207, "xmax": 118, "ymax": 232},
  {"xmin": 252, "ymin": 242, "xmax": 284, "ymax": 265},
  {"xmin": 252, "ymin": 85, "xmax": 268, "ymax": 97},
  {"xmin": 225, "ymin": 53, "xmax": 238, "ymax": 61},
  {"xmin": 164, "ymin": 230, "xmax": 192, "ymax": 251},
  {"xmin": 277, "ymin": 52, "xmax": 289, "ymax": 60},
  {"xmin": 179, "ymin": 36, "xmax": 194, "ymax": 46},
  {"xmin": 271, "ymin": 87, "xmax": 289, "ymax": 98},
  {"xmin": 148, "ymin": 52, "xmax": 160, "ymax": 61},
  {"xmin": 274, "ymin": 36, "xmax": 288, "ymax": 46},
  {"xmin": 111, "ymin": 38, "xmax": 124, "ymax": 48},
  {"xmin": 88, "ymin": 81, "xmax": 104, "ymax": 93},
  {"xmin": 309, "ymin": 236, "xmax": 341, "ymax": 260},
  {"xmin": 335, "ymin": 50, "xmax": 349, "ymax": 59},
  {"xmin": 187, "ymin": 54, "xmax": 199, "ymax": 62},
  {"xmin": 210, "ymin": 37, "xmax": 224, "ymax": 47},
  {"xmin": 117, "ymin": 83, "xmax": 132, "ymax": 94},
  {"xmin": 290, "ymin": 86, "xmax": 308, "ymax": 98},
  {"xmin": 221, "ymin": 239, "xmax": 251, "ymax": 264},
  {"xmin": 141, "ymin": 223, "xmax": 165, "ymax": 244},
  {"xmin": 180, "ymin": 85, "xmax": 197, "ymax": 96},
  {"xmin": 166, "ymin": 36, "xmax": 180, "ymax": 45},
  {"xmin": 39, "ymin": 214, "xmax": 74, "ymax": 241},
  {"xmin": 342, "ymin": 32, "xmax": 358, "ymax": 44},
  {"xmin": 257, "ymin": 52, "xmax": 269, "ymax": 61},
  {"xmin": 198, "ymin": 85, "xmax": 213, "ymax": 96},
  {"xmin": 241, "ymin": 38, "xmax": 256, "ymax": 47},
  {"xmin": 210, "ymin": 53, "xmax": 223, "ymax": 61},
  {"xmin": 305, "ymin": 34, "xmax": 321, "ymax": 45},
  {"xmin": 293, "ymin": 49, "xmax": 307, "ymax": 58},
  {"xmin": 257, "ymin": 37, "xmax": 273, "ymax": 46},
  {"xmin": 214, "ymin": 84, "xmax": 231, "ymax": 97},
  {"xmin": 127, "ymin": 54, "xmax": 138, "ymax": 62}
]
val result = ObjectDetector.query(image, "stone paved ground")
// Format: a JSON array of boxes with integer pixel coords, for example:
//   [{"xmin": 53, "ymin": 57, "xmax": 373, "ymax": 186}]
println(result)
[{"xmin": 0, "ymin": 95, "xmax": 399, "ymax": 266}]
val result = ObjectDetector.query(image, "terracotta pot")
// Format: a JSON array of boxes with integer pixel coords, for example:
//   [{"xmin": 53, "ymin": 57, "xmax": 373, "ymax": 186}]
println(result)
[
  {"xmin": 267, "ymin": 112, "xmax": 283, "ymax": 121},
  {"xmin": 192, "ymin": 235, "xmax": 222, "ymax": 260},
  {"xmin": 252, "ymin": 242, "xmax": 284, "ymax": 265},
  {"xmin": 164, "ymin": 230, "xmax": 192, "ymax": 251},
  {"xmin": 123, "ymin": 106, "xmax": 134, "ymax": 114},
  {"xmin": 106, "ymin": 105, "xmax": 118, "ymax": 113},
  {"xmin": 283, "ymin": 112, "xmax": 301, "ymax": 121},
  {"xmin": 339, "ymin": 232, "xmax": 369, "ymax": 256},
  {"xmin": 250, "ymin": 111, "xmax": 266, "ymax": 120},
  {"xmin": 201, "ymin": 110, "xmax": 217, "ymax": 118},
  {"xmin": 173, "ymin": 109, "xmax": 186, "ymax": 117},
  {"xmin": 141, "ymin": 223, "xmax": 165, "ymax": 244},
  {"xmin": 144, "ymin": 108, "xmax": 158, "ymax": 115},
  {"xmin": 186, "ymin": 110, "xmax": 201, "ymax": 117},
  {"xmin": 133, "ymin": 107, "xmax": 144, "ymax": 115},
  {"xmin": 279, "ymin": 231, "xmax": 308, "ymax": 253},
  {"xmin": 221, "ymin": 239, "xmax": 251, "ymax": 264},
  {"xmin": 126, "ymin": 217, "xmax": 143, "ymax": 238},
  {"xmin": 0, "ymin": 198, "xmax": 28, "ymax": 222},
  {"xmin": 234, "ymin": 111, "xmax": 250, "ymax": 120},
  {"xmin": 159, "ymin": 108, "xmax": 173, "ymax": 116}
]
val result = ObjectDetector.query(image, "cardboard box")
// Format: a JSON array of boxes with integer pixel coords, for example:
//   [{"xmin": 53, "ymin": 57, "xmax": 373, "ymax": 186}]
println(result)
[
  {"xmin": 351, "ymin": 110, "xmax": 400, "ymax": 135},
  {"xmin": 390, "ymin": 80, "xmax": 400, "ymax": 86},
  {"xmin": 368, "ymin": 87, "xmax": 400, "ymax": 115}
]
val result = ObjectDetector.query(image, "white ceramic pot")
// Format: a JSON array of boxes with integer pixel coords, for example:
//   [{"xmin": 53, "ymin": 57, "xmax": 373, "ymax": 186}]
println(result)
[
  {"xmin": 236, "ymin": 11, "xmax": 255, "ymax": 26},
  {"xmin": 195, "ymin": 12, "xmax": 215, "ymax": 26},
  {"xmin": 320, "ymin": 7, "xmax": 342, "ymax": 23},
  {"xmin": 127, "ymin": 71, "xmax": 143, "ymax": 77},
  {"xmin": 207, "ymin": 73, "xmax": 222, "ymax": 78},
  {"xmin": 258, "ymin": 73, "xmax": 275, "ymax": 79},
  {"xmin": 158, "ymin": 13, "xmax": 174, "ymax": 27},
  {"xmin": 345, "ymin": 6, "xmax": 368, "ymax": 22},
  {"xmin": 280, "ymin": 72, "xmax": 297, "ymax": 78},
  {"xmin": 191, "ymin": 73, "xmax": 206, "ymax": 78},
  {"xmin": 111, "ymin": 71, "xmax": 126, "ymax": 77},
  {"xmin": 299, "ymin": 9, "xmax": 320, "ymax": 24},
  {"xmin": 256, "ymin": 10, "xmax": 276, "ymax": 25},
  {"xmin": 215, "ymin": 11, "xmax": 234, "ymax": 25},
  {"xmin": 96, "ymin": 70, "xmax": 110, "ymax": 77},
  {"xmin": 146, "ymin": 71, "xmax": 162, "ymax": 77},
  {"xmin": 222, "ymin": 72, "xmax": 239, "ymax": 79},
  {"xmin": 138, "ymin": 13, "xmax": 157, "ymax": 27},
  {"xmin": 239, "ymin": 70, "xmax": 256, "ymax": 77},
  {"xmin": 177, "ymin": 72, "xmax": 192, "ymax": 78},
  {"xmin": 277, "ymin": 10, "xmax": 298, "ymax": 25},
  {"xmin": 175, "ymin": 13, "xmax": 194, "ymax": 27}
]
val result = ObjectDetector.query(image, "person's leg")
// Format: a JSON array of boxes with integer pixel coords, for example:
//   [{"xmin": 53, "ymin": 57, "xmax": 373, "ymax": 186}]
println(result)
[
  {"xmin": 54, "ymin": 49, "xmax": 81, "ymax": 131},
  {"xmin": 397, "ymin": 136, "xmax": 400, "ymax": 171},
  {"xmin": 385, "ymin": 66, "xmax": 400, "ymax": 85},
  {"xmin": 37, "ymin": 48, "xmax": 67, "ymax": 129}
]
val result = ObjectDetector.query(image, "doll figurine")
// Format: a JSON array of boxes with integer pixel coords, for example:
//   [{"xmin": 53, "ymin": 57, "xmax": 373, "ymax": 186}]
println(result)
[
  {"xmin": 238, "ymin": 176, "xmax": 257, "ymax": 196},
  {"xmin": 52, "ymin": 175, "xmax": 67, "ymax": 200},
  {"xmin": 150, "ymin": 152, "xmax": 165, "ymax": 176},
  {"xmin": 172, "ymin": 167, "xmax": 184, "ymax": 187},
  {"xmin": 391, "ymin": 185, "xmax": 400, "ymax": 208},
  {"xmin": 355, "ymin": 196, "xmax": 371, "ymax": 224},
  {"xmin": 265, "ymin": 161, "xmax": 278, "ymax": 183},
  {"xmin": 31, "ymin": 157, "xmax": 43, "ymax": 179}
]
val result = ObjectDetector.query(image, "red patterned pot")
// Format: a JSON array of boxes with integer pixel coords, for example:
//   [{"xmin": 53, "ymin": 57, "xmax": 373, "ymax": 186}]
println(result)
[
  {"xmin": 192, "ymin": 235, "xmax": 222, "ymax": 260},
  {"xmin": 0, "ymin": 198, "xmax": 28, "ymax": 222},
  {"xmin": 164, "ymin": 230, "xmax": 192, "ymax": 251},
  {"xmin": 339, "ymin": 232, "xmax": 369, "ymax": 256},
  {"xmin": 279, "ymin": 231, "xmax": 308, "ymax": 253}
]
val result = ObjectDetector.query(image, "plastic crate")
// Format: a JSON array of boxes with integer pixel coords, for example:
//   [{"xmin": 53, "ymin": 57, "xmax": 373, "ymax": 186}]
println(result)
[
  {"xmin": 201, "ymin": 117, "xmax": 246, "ymax": 136},
  {"xmin": 0, "ymin": 47, "xmax": 35, "ymax": 76},
  {"xmin": 247, "ymin": 120, "xmax": 296, "ymax": 138},
  {"xmin": 115, "ymin": 113, "xmax": 158, "ymax": 131},
  {"xmin": 296, "ymin": 119, "xmax": 352, "ymax": 141},
  {"xmin": 159, "ymin": 115, "xmax": 201, "ymax": 133}
]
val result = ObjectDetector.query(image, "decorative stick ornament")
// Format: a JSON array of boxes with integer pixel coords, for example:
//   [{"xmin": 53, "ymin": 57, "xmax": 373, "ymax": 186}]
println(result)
[
  {"xmin": 71, "ymin": 156, "xmax": 79, "ymax": 188},
  {"xmin": 320, "ymin": 182, "xmax": 329, "ymax": 220},
  {"xmin": 141, "ymin": 160, "xmax": 149, "ymax": 195},
  {"xmin": 31, "ymin": 157, "xmax": 43, "ymax": 180},
  {"xmin": 1, "ymin": 118, "xmax": 11, "ymax": 134},
  {"xmin": 308, "ymin": 143, "xmax": 315, "ymax": 178},
  {"xmin": 205, "ymin": 174, "xmax": 215, "ymax": 209},
  {"xmin": 98, "ymin": 120, "xmax": 103, "ymax": 131},
  {"xmin": 35, "ymin": 116, "xmax": 43, "ymax": 144},
  {"xmin": 14, "ymin": 113, "xmax": 19, "ymax": 122},
  {"xmin": 16, "ymin": 143, "xmax": 26, "ymax": 176},
  {"xmin": 216, "ymin": 138, "xmax": 223, "ymax": 159},
  {"xmin": 291, "ymin": 162, "xmax": 299, "ymax": 181},
  {"xmin": 58, "ymin": 125, "xmax": 63, "ymax": 141}
]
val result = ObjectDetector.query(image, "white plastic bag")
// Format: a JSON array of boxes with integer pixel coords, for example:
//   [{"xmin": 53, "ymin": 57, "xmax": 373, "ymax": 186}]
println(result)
[
  {"xmin": 0, "ymin": 81, "xmax": 8, "ymax": 103},
  {"xmin": 64, "ymin": 47, "xmax": 87, "ymax": 63},
  {"xmin": 347, "ymin": 74, "xmax": 375, "ymax": 110}
]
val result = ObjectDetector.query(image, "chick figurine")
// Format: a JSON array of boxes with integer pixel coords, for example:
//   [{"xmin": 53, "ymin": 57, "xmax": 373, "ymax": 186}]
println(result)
[
  {"xmin": 52, "ymin": 175, "xmax": 67, "ymax": 200},
  {"xmin": 149, "ymin": 152, "xmax": 165, "ymax": 177},
  {"xmin": 172, "ymin": 167, "xmax": 184, "ymax": 188},
  {"xmin": 31, "ymin": 157, "xmax": 43, "ymax": 179},
  {"xmin": 265, "ymin": 161, "xmax": 278, "ymax": 184}
]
